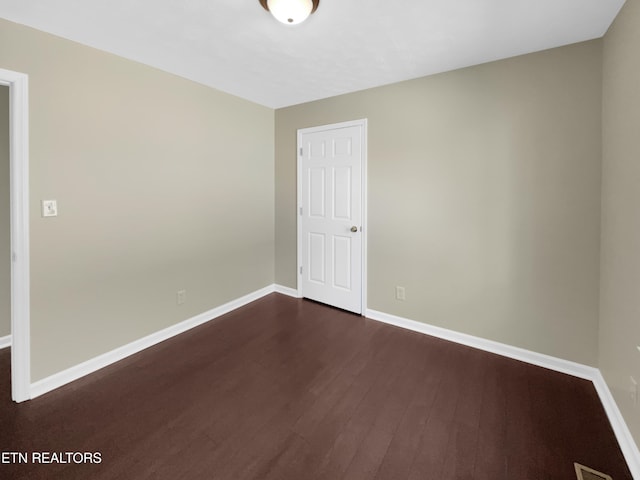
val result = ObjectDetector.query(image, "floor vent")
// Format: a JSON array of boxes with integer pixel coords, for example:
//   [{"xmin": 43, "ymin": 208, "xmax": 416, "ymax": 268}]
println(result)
[{"xmin": 574, "ymin": 462, "xmax": 613, "ymax": 480}]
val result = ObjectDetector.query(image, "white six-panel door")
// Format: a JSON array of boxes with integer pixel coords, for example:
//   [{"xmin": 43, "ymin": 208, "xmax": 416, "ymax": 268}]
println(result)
[{"xmin": 298, "ymin": 121, "xmax": 365, "ymax": 314}]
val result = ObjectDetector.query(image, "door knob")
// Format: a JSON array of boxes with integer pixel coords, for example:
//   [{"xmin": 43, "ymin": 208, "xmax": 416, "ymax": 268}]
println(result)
[{"xmin": 350, "ymin": 226, "xmax": 358, "ymax": 232}]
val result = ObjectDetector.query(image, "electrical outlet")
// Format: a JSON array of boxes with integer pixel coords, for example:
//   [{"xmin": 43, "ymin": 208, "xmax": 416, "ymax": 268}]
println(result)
[
  {"xmin": 41, "ymin": 200, "xmax": 58, "ymax": 217},
  {"xmin": 395, "ymin": 286, "xmax": 406, "ymax": 301},
  {"xmin": 176, "ymin": 290, "xmax": 186, "ymax": 305},
  {"xmin": 630, "ymin": 376, "xmax": 638, "ymax": 406}
]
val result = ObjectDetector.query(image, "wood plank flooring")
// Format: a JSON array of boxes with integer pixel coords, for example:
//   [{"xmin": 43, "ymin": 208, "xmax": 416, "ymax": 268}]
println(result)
[{"xmin": 0, "ymin": 293, "xmax": 632, "ymax": 479}]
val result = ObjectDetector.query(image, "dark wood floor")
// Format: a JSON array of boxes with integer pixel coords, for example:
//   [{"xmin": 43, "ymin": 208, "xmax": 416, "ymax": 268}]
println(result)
[{"xmin": 0, "ymin": 293, "xmax": 632, "ymax": 479}]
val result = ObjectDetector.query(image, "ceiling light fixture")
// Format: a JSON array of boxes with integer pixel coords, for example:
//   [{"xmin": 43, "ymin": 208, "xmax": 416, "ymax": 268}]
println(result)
[{"xmin": 259, "ymin": 0, "xmax": 320, "ymax": 25}]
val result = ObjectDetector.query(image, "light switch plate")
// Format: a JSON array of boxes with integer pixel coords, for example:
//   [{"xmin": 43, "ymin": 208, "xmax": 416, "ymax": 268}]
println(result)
[
  {"xmin": 176, "ymin": 290, "xmax": 186, "ymax": 305},
  {"xmin": 41, "ymin": 200, "xmax": 58, "ymax": 217}
]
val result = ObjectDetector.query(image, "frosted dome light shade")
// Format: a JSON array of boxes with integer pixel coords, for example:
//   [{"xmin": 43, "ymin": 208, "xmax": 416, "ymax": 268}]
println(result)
[{"xmin": 266, "ymin": 0, "xmax": 313, "ymax": 24}]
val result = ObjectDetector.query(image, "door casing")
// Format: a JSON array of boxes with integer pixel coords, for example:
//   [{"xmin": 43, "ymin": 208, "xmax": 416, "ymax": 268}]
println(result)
[
  {"xmin": 296, "ymin": 119, "xmax": 367, "ymax": 313},
  {"xmin": 0, "ymin": 68, "xmax": 31, "ymax": 402}
]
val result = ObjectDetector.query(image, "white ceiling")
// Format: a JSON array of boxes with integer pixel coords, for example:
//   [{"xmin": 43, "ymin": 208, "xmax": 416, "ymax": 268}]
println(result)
[{"xmin": 0, "ymin": 0, "xmax": 626, "ymax": 108}]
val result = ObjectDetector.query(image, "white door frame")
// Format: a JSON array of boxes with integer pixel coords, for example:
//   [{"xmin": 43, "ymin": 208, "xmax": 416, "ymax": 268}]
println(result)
[
  {"xmin": 0, "ymin": 68, "xmax": 31, "ymax": 402},
  {"xmin": 296, "ymin": 118, "xmax": 368, "ymax": 314}
]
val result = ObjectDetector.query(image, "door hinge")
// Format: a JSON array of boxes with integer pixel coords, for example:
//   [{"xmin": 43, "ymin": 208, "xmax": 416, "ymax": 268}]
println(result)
[
  {"xmin": 300, "ymin": 266, "xmax": 303, "ymax": 275},
  {"xmin": 299, "ymin": 147, "xmax": 303, "ymax": 156},
  {"xmin": 299, "ymin": 207, "xmax": 303, "ymax": 215}
]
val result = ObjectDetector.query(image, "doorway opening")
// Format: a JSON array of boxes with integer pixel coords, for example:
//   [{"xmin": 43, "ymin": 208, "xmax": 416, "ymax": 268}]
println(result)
[{"xmin": 1, "ymin": 85, "xmax": 11, "ymax": 386}]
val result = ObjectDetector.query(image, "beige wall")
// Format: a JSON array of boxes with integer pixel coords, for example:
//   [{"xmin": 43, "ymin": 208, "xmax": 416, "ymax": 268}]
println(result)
[
  {"xmin": 601, "ymin": 0, "xmax": 640, "ymax": 445},
  {"xmin": 0, "ymin": 18, "xmax": 275, "ymax": 381},
  {"xmin": 276, "ymin": 41, "xmax": 603, "ymax": 365},
  {"xmin": 0, "ymin": 85, "xmax": 8, "ymax": 338}
]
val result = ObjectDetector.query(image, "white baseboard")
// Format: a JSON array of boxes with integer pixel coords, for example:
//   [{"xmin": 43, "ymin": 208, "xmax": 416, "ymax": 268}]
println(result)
[
  {"xmin": 592, "ymin": 371, "xmax": 640, "ymax": 479},
  {"xmin": 365, "ymin": 309, "xmax": 597, "ymax": 379},
  {"xmin": 365, "ymin": 308, "xmax": 640, "ymax": 479},
  {"xmin": 30, "ymin": 285, "xmax": 276, "ymax": 399},
  {"xmin": 0, "ymin": 335, "xmax": 11, "ymax": 349},
  {"xmin": 274, "ymin": 284, "xmax": 300, "ymax": 298}
]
